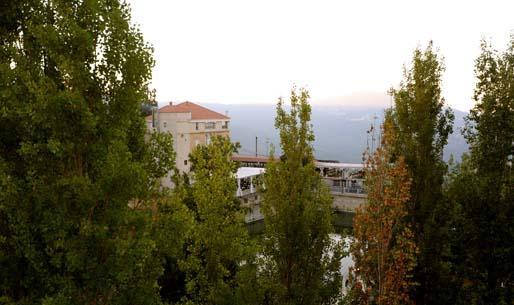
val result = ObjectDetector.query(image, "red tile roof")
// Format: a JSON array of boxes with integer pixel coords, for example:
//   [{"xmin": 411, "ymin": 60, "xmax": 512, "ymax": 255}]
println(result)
[{"xmin": 159, "ymin": 101, "xmax": 229, "ymax": 120}]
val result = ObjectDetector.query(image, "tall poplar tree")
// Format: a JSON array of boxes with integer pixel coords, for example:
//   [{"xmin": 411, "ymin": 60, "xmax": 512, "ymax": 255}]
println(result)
[
  {"xmin": 260, "ymin": 88, "xmax": 343, "ymax": 305},
  {"xmin": 349, "ymin": 117, "xmax": 417, "ymax": 305},
  {"xmin": 447, "ymin": 38, "xmax": 514, "ymax": 304},
  {"xmin": 388, "ymin": 42, "xmax": 455, "ymax": 304},
  {"xmin": 0, "ymin": 0, "xmax": 167, "ymax": 303}
]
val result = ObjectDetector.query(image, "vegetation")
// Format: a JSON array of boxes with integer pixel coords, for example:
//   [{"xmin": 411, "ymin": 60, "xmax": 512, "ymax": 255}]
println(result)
[
  {"xmin": 345, "ymin": 39, "xmax": 513, "ymax": 305},
  {"xmin": 348, "ymin": 118, "xmax": 417, "ymax": 305},
  {"xmin": 260, "ymin": 88, "xmax": 344, "ymax": 305},
  {"xmin": 1, "ymin": 1, "xmax": 513, "ymax": 304},
  {"xmin": 445, "ymin": 38, "xmax": 514, "ymax": 304},
  {"xmin": 180, "ymin": 136, "xmax": 261, "ymax": 305},
  {"xmin": 0, "ymin": 0, "xmax": 165, "ymax": 303},
  {"xmin": 388, "ymin": 42, "xmax": 456, "ymax": 305}
]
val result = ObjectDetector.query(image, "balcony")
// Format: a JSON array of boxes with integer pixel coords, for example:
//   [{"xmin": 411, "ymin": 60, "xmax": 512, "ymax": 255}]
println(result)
[
  {"xmin": 236, "ymin": 167, "xmax": 265, "ymax": 197},
  {"xmin": 323, "ymin": 177, "xmax": 366, "ymax": 195},
  {"xmin": 330, "ymin": 185, "xmax": 366, "ymax": 195},
  {"xmin": 205, "ymin": 122, "xmax": 216, "ymax": 130}
]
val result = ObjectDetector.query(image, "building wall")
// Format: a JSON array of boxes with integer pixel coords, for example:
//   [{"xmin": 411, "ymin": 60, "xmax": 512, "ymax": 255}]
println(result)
[
  {"xmin": 157, "ymin": 112, "xmax": 192, "ymax": 174},
  {"xmin": 332, "ymin": 193, "xmax": 367, "ymax": 211},
  {"xmin": 239, "ymin": 192, "xmax": 263, "ymax": 222},
  {"xmin": 189, "ymin": 130, "xmax": 230, "ymax": 151},
  {"xmin": 188, "ymin": 119, "xmax": 229, "ymax": 171},
  {"xmin": 149, "ymin": 110, "xmax": 230, "ymax": 185}
]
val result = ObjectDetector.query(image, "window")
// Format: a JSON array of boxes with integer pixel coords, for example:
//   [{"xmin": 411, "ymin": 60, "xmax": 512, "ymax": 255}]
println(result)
[
  {"xmin": 222, "ymin": 121, "xmax": 229, "ymax": 129},
  {"xmin": 195, "ymin": 122, "xmax": 199, "ymax": 130},
  {"xmin": 205, "ymin": 122, "xmax": 215, "ymax": 129},
  {"xmin": 205, "ymin": 134, "xmax": 211, "ymax": 145},
  {"xmin": 184, "ymin": 160, "xmax": 188, "ymax": 165},
  {"xmin": 163, "ymin": 122, "xmax": 167, "ymax": 129},
  {"xmin": 240, "ymin": 178, "xmax": 251, "ymax": 191}
]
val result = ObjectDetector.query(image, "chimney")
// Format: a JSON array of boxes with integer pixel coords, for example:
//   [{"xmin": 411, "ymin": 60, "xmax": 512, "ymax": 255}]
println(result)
[{"xmin": 169, "ymin": 101, "xmax": 173, "ymax": 106}]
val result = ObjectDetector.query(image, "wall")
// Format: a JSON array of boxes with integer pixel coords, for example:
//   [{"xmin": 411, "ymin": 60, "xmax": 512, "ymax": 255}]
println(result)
[
  {"xmin": 153, "ymin": 112, "xmax": 231, "ymax": 180},
  {"xmin": 157, "ymin": 112, "xmax": 192, "ymax": 176},
  {"xmin": 332, "ymin": 193, "xmax": 366, "ymax": 211}
]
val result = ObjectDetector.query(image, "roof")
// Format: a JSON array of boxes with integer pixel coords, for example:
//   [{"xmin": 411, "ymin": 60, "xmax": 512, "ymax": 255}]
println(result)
[
  {"xmin": 158, "ymin": 101, "xmax": 229, "ymax": 120},
  {"xmin": 315, "ymin": 161, "xmax": 364, "ymax": 169},
  {"xmin": 236, "ymin": 167, "xmax": 265, "ymax": 179},
  {"xmin": 232, "ymin": 155, "xmax": 272, "ymax": 163},
  {"xmin": 233, "ymin": 155, "xmax": 363, "ymax": 169}
]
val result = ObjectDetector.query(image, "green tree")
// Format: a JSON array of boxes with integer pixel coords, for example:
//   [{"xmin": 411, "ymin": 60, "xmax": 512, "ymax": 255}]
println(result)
[
  {"xmin": 444, "ymin": 155, "xmax": 484, "ymax": 304},
  {"xmin": 260, "ymin": 88, "xmax": 343, "ymax": 305},
  {"xmin": 349, "ymin": 118, "xmax": 417, "ymax": 305},
  {"xmin": 447, "ymin": 38, "xmax": 514, "ymax": 304},
  {"xmin": 388, "ymin": 42, "xmax": 455, "ymax": 304},
  {"xmin": 143, "ymin": 132, "xmax": 194, "ymax": 304},
  {"xmin": 180, "ymin": 136, "xmax": 261, "ymax": 305},
  {"xmin": 0, "ymin": 0, "xmax": 168, "ymax": 303}
]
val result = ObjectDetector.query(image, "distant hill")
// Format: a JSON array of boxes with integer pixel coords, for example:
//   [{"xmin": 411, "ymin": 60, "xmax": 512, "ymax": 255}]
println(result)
[{"xmin": 201, "ymin": 103, "xmax": 468, "ymax": 163}]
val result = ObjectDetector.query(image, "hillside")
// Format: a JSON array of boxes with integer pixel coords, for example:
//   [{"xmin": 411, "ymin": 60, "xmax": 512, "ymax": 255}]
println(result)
[{"xmin": 204, "ymin": 103, "xmax": 469, "ymax": 163}]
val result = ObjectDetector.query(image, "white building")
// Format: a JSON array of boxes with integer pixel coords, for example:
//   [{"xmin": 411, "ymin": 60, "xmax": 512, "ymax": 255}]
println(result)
[{"xmin": 236, "ymin": 167, "xmax": 265, "ymax": 223}]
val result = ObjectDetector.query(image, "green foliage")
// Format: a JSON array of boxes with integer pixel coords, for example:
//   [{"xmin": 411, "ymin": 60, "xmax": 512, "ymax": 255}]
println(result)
[
  {"xmin": 260, "ymin": 88, "xmax": 343, "ymax": 305},
  {"xmin": 389, "ymin": 42, "xmax": 456, "ymax": 304},
  {"xmin": 180, "ymin": 136, "xmax": 261, "ymax": 305},
  {"xmin": 447, "ymin": 37, "xmax": 514, "ymax": 304},
  {"xmin": 145, "ymin": 132, "xmax": 176, "ymax": 183},
  {"xmin": 0, "ymin": 0, "xmax": 181, "ymax": 304},
  {"xmin": 444, "ymin": 155, "xmax": 484, "ymax": 304},
  {"xmin": 152, "ymin": 176, "xmax": 194, "ymax": 305}
]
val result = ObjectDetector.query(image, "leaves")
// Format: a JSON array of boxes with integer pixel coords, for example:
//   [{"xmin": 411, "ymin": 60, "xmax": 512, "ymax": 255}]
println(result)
[
  {"xmin": 349, "ymin": 119, "xmax": 417, "ymax": 305},
  {"xmin": 260, "ymin": 87, "xmax": 344, "ymax": 305},
  {"xmin": 180, "ymin": 136, "xmax": 259, "ymax": 305},
  {"xmin": 448, "ymin": 37, "xmax": 514, "ymax": 304},
  {"xmin": 388, "ymin": 42, "xmax": 456, "ymax": 305},
  {"xmin": 0, "ymin": 1, "xmax": 168, "ymax": 304}
]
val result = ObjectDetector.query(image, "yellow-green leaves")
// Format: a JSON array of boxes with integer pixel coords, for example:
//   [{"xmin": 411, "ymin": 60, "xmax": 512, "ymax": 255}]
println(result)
[{"xmin": 261, "ymin": 87, "xmax": 343, "ymax": 305}]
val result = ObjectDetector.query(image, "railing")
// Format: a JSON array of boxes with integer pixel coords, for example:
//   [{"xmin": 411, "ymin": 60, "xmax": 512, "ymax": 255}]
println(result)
[
  {"xmin": 237, "ymin": 187, "xmax": 256, "ymax": 197},
  {"xmin": 330, "ymin": 185, "xmax": 366, "ymax": 195}
]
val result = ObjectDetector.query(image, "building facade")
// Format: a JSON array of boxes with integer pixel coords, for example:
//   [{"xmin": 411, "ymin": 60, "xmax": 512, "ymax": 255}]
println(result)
[{"xmin": 146, "ymin": 101, "xmax": 230, "ymax": 186}]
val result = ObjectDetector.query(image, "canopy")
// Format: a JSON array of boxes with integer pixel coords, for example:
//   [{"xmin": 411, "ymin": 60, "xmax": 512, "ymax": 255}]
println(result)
[{"xmin": 236, "ymin": 167, "xmax": 265, "ymax": 179}]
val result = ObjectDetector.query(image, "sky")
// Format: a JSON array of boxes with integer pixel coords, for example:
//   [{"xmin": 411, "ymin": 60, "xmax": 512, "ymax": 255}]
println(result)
[{"xmin": 128, "ymin": 0, "xmax": 514, "ymax": 112}]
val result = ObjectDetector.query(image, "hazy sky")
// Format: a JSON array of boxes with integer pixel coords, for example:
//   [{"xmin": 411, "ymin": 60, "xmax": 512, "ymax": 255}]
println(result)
[{"xmin": 129, "ymin": 0, "xmax": 514, "ymax": 111}]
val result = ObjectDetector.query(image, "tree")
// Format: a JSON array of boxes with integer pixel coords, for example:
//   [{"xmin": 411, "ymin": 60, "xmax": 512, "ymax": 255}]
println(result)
[
  {"xmin": 143, "ymin": 132, "xmax": 194, "ymax": 304},
  {"xmin": 260, "ymin": 88, "xmax": 343, "ymax": 305},
  {"xmin": 388, "ymin": 42, "xmax": 455, "ymax": 305},
  {"xmin": 349, "ymin": 118, "xmax": 417, "ymax": 305},
  {"xmin": 447, "ymin": 38, "xmax": 514, "ymax": 304},
  {"xmin": 180, "ymin": 136, "xmax": 261, "ymax": 305},
  {"xmin": 0, "ymin": 0, "xmax": 168, "ymax": 303}
]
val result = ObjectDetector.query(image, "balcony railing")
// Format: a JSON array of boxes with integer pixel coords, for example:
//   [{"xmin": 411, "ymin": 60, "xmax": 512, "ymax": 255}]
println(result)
[
  {"xmin": 330, "ymin": 185, "xmax": 366, "ymax": 195},
  {"xmin": 237, "ymin": 187, "xmax": 256, "ymax": 197}
]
